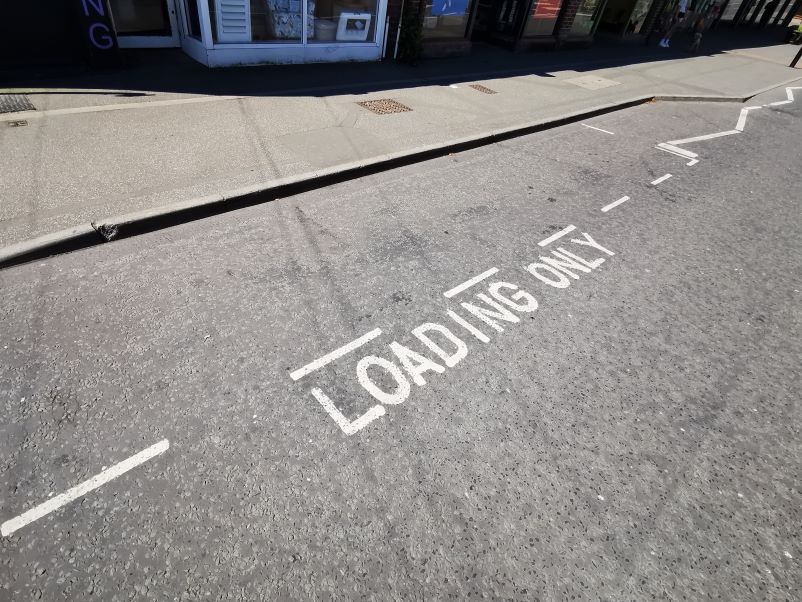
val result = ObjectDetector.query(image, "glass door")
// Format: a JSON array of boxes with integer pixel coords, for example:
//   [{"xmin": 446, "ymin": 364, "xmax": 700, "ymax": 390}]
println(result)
[
  {"xmin": 569, "ymin": 0, "xmax": 607, "ymax": 34},
  {"xmin": 109, "ymin": 0, "xmax": 181, "ymax": 47}
]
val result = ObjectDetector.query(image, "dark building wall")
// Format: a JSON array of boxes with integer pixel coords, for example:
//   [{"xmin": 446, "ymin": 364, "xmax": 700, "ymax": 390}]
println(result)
[{"xmin": 0, "ymin": 0, "xmax": 82, "ymax": 66}]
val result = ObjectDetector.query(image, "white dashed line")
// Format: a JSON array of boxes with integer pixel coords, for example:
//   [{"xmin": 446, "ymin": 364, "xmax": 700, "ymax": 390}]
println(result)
[
  {"xmin": 601, "ymin": 196, "xmax": 630, "ymax": 213},
  {"xmin": 537, "ymin": 225, "xmax": 576, "ymax": 247},
  {"xmin": 443, "ymin": 267, "xmax": 499, "ymax": 298},
  {"xmin": 651, "ymin": 174, "xmax": 672, "ymax": 186},
  {"xmin": 1, "ymin": 439, "xmax": 170, "ymax": 537},
  {"xmin": 581, "ymin": 123, "xmax": 614, "ymax": 135},
  {"xmin": 290, "ymin": 329, "xmax": 383, "ymax": 380}
]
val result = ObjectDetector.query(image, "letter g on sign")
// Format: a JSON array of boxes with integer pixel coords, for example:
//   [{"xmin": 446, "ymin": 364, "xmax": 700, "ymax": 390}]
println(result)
[{"xmin": 89, "ymin": 23, "xmax": 114, "ymax": 49}]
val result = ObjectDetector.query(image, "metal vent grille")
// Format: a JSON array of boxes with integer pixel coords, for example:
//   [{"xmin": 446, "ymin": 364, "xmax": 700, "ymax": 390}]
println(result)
[
  {"xmin": 357, "ymin": 99, "xmax": 412, "ymax": 115},
  {"xmin": 469, "ymin": 84, "xmax": 497, "ymax": 95},
  {"xmin": 0, "ymin": 94, "xmax": 36, "ymax": 114}
]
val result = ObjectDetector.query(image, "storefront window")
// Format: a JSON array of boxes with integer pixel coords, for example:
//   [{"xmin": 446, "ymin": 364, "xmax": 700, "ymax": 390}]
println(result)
[
  {"xmin": 422, "ymin": 0, "xmax": 474, "ymax": 38},
  {"xmin": 208, "ymin": 0, "xmax": 377, "ymax": 43},
  {"xmin": 309, "ymin": 0, "xmax": 378, "ymax": 43},
  {"xmin": 523, "ymin": 0, "xmax": 565, "ymax": 36},
  {"xmin": 569, "ymin": 0, "xmax": 606, "ymax": 35},
  {"xmin": 109, "ymin": 0, "xmax": 172, "ymax": 35}
]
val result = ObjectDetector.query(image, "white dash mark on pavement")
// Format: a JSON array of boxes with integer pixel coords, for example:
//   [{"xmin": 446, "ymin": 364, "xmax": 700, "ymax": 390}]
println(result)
[
  {"xmin": 668, "ymin": 130, "xmax": 741, "ymax": 145},
  {"xmin": 581, "ymin": 123, "xmax": 614, "ymax": 135},
  {"xmin": 443, "ymin": 267, "xmax": 499, "ymax": 298},
  {"xmin": 687, "ymin": 158, "xmax": 699, "ymax": 166},
  {"xmin": 601, "ymin": 196, "xmax": 630, "ymax": 213},
  {"xmin": 656, "ymin": 142, "xmax": 698, "ymax": 160},
  {"xmin": 290, "ymin": 328, "xmax": 382, "ymax": 381},
  {"xmin": 651, "ymin": 174, "xmax": 672, "ymax": 186},
  {"xmin": 538, "ymin": 225, "xmax": 576, "ymax": 247},
  {"xmin": 735, "ymin": 106, "xmax": 761, "ymax": 132},
  {"xmin": 1, "ymin": 439, "xmax": 170, "ymax": 537}
]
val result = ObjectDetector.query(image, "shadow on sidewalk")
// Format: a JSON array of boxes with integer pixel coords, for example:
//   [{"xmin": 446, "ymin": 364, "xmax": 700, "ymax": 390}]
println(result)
[{"xmin": 2, "ymin": 27, "xmax": 796, "ymax": 99}]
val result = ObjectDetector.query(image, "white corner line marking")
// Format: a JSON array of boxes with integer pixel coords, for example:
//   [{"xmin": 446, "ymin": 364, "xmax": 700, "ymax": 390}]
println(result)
[
  {"xmin": 651, "ymin": 174, "xmax": 672, "ymax": 186},
  {"xmin": 1, "ymin": 439, "xmax": 170, "ymax": 537},
  {"xmin": 687, "ymin": 158, "xmax": 699, "ymax": 166},
  {"xmin": 443, "ymin": 267, "xmax": 499, "ymax": 298},
  {"xmin": 538, "ymin": 225, "xmax": 577, "ymax": 247},
  {"xmin": 290, "ymin": 328, "xmax": 382, "ymax": 381},
  {"xmin": 581, "ymin": 123, "xmax": 614, "ymax": 135},
  {"xmin": 735, "ymin": 106, "xmax": 761, "ymax": 132},
  {"xmin": 601, "ymin": 196, "xmax": 630, "ymax": 213}
]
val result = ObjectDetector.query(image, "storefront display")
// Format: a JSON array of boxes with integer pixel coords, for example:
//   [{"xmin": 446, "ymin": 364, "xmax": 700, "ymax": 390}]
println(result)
[
  {"xmin": 423, "ymin": 0, "xmax": 474, "ymax": 38},
  {"xmin": 568, "ymin": 0, "xmax": 606, "ymax": 35},
  {"xmin": 523, "ymin": 0, "xmax": 565, "ymax": 37}
]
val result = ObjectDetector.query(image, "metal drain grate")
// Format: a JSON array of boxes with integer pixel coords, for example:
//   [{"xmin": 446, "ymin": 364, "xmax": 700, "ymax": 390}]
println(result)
[
  {"xmin": 0, "ymin": 94, "xmax": 36, "ymax": 114},
  {"xmin": 469, "ymin": 84, "xmax": 497, "ymax": 95},
  {"xmin": 357, "ymin": 99, "xmax": 412, "ymax": 115}
]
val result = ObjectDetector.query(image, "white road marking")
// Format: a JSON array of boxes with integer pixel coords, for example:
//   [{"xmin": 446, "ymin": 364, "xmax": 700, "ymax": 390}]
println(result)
[
  {"xmin": 537, "ymin": 225, "xmax": 576, "ymax": 247},
  {"xmin": 311, "ymin": 388, "xmax": 386, "ymax": 435},
  {"xmin": 601, "ymin": 196, "xmax": 630, "ymax": 213},
  {"xmin": 443, "ymin": 267, "xmax": 499, "ymax": 298},
  {"xmin": 668, "ymin": 130, "xmax": 741, "ymax": 145},
  {"xmin": 581, "ymin": 123, "xmax": 614, "ymax": 135},
  {"xmin": 650, "ymin": 174, "xmax": 672, "ymax": 186},
  {"xmin": 686, "ymin": 158, "xmax": 699, "ymax": 166},
  {"xmin": 654, "ymin": 87, "xmax": 802, "ymax": 161},
  {"xmin": 290, "ymin": 328, "xmax": 382, "ymax": 381},
  {"xmin": 1, "ymin": 439, "xmax": 169, "ymax": 537},
  {"xmin": 735, "ymin": 106, "xmax": 761, "ymax": 132}
]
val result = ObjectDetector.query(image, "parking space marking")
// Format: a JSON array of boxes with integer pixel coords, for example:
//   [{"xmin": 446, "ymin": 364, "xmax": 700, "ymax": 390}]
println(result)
[
  {"xmin": 1, "ymin": 439, "xmax": 170, "ymax": 537},
  {"xmin": 601, "ymin": 196, "xmax": 630, "ymax": 213},
  {"xmin": 538, "ymin": 225, "xmax": 576, "ymax": 247},
  {"xmin": 581, "ymin": 123, "xmax": 614, "ymax": 135},
  {"xmin": 656, "ymin": 87, "xmax": 802, "ymax": 162},
  {"xmin": 290, "ymin": 328, "xmax": 383, "ymax": 381},
  {"xmin": 443, "ymin": 267, "xmax": 499, "ymax": 298},
  {"xmin": 735, "ymin": 106, "xmax": 761, "ymax": 132},
  {"xmin": 651, "ymin": 174, "xmax": 672, "ymax": 186}
]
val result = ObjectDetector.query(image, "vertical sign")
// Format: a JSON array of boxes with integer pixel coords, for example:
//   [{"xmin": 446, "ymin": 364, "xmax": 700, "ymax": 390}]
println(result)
[{"xmin": 74, "ymin": 0, "xmax": 120, "ymax": 65}]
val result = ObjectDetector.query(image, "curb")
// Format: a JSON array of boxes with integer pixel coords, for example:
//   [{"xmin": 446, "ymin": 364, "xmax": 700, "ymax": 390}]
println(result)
[{"xmin": 2, "ymin": 76, "xmax": 800, "ymax": 270}]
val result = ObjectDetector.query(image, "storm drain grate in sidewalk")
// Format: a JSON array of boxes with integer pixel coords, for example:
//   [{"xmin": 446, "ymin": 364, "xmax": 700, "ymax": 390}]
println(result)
[
  {"xmin": 469, "ymin": 84, "xmax": 497, "ymax": 95},
  {"xmin": 357, "ymin": 99, "xmax": 412, "ymax": 115},
  {"xmin": 0, "ymin": 94, "xmax": 36, "ymax": 114}
]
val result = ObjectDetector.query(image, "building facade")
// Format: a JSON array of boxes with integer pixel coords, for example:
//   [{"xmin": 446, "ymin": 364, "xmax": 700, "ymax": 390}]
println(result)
[{"xmin": 2, "ymin": 0, "xmax": 798, "ymax": 70}]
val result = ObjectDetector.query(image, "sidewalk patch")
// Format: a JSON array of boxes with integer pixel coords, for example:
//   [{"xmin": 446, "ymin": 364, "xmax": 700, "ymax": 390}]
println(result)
[
  {"xmin": 565, "ymin": 76, "xmax": 621, "ymax": 91},
  {"xmin": 0, "ymin": 94, "xmax": 36, "ymax": 114},
  {"xmin": 469, "ymin": 84, "xmax": 498, "ymax": 95},
  {"xmin": 357, "ymin": 99, "xmax": 412, "ymax": 115}
]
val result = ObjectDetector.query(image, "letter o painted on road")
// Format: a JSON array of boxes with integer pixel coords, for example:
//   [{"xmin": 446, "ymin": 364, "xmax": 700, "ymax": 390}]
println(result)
[
  {"xmin": 357, "ymin": 355, "xmax": 411, "ymax": 405},
  {"xmin": 525, "ymin": 262, "xmax": 571, "ymax": 288}
]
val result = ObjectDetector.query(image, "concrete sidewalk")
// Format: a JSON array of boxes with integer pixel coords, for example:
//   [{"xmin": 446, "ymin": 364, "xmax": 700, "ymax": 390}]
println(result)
[{"xmin": 1, "ymin": 34, "xmax": 801, "ymax": 253}]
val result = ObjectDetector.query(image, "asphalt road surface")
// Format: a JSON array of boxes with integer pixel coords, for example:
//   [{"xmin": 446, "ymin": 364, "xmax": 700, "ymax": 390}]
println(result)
[{"xmin": 1, "ymin": 86, "xmax": 801, "ymax": 601}]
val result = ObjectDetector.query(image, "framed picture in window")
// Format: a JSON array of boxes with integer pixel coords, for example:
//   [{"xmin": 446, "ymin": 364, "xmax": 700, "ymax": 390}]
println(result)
[{"xmin": 336, "ymin": 12, "xmax": 372, "ymax": 41}]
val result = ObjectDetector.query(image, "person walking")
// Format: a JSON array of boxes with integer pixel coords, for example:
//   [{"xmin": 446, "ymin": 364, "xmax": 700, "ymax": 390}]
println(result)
[
  {"xmin": 689, "ymin": 13, "xmax": 705, "ymax": 53},
  {"xmin": 660, "ymin": 0, "xmax": 690, "ymax": 48}
]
